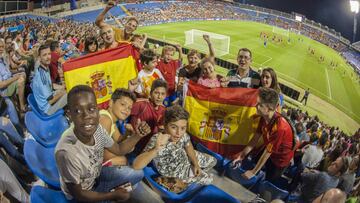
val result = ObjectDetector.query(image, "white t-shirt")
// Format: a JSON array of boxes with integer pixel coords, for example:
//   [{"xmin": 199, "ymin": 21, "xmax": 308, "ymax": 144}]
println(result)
[
  {"xmin": 55, "ymin": 125, "xmax": 114, "ymax": 199},
  {"xmin": 301, "ymin": 144, "xmax": 324, "ymax": 168},
  {"xmin": 135, "ymin": 68, "xmax": 164, "ymax": 97}
]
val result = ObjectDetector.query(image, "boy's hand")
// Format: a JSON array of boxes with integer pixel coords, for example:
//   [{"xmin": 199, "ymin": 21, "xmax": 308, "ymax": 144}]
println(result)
[
  {"xmin": 203, "ymin": 34, "xmax": 210, "ymax": 43},
  {"xmin": 155, "ymin": 133, "xmax": 170, "ymax": 151},
  {"xmin": 111, "ymin": 187, "xmax": 130, "ymax": 201},
  {"xmin": 242, "ymin": 170, "xmax": 255, "ymax": 179},
  {"xmin": 128, "ymin": 78, "xmax": 140, "ymax": 92},
  {"xmin": 220, "ymin": 77, "xmax": 230, "ymax": 87},
  {"xmin": 125, "ymin": 124, "xmax": 134, "ymax": 134},
  {"xmin": 106, "ymin": 0, "xmax": 116, "ymax": 10},
  {"xmin": 231, "ymin": 151, "xmax": 246, "ymax": 169},
  {"xmin": 174, "ymin": 44, "xmax": 182, "ymax": 51},
  {"xmin": 193, "ymin": 165, "xmax": 202, "ymax": 177},
  {"xmin": 135, "ymin": 119, "xmax": 151, "ymax": 138},
  {"xmin": 177, "ymin": 77, "xmax": 185, "ymax": 87}
]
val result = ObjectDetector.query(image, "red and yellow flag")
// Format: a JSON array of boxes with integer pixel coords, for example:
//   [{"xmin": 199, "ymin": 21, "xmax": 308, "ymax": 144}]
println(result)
[
  {"xmin": 63, "ymin": 43, "xmax": 138, "ymax": 108},
  {"xmin": 184, "ymin": 81, "xmax": 261, "ymax": 158}
]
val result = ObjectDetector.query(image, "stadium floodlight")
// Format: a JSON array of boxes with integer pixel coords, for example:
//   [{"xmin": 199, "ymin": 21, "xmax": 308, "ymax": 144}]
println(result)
[
  {"xmin": 350, "ymin": 0, "xmax": 359, "ymax": 42},
  {"xmin": 350, "ymin": 0, "xmax": 359, "ymax": 13}
]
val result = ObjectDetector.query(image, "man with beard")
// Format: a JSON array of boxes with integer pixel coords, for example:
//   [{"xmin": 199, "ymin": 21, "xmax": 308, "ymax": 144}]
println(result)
[
  {"xmin": 31, "ymin": 45, "xmax": 67, "ymax": 115},
  {"xmin": 96, "ymin": 0, "xmax": 139, "ymax": 47}
]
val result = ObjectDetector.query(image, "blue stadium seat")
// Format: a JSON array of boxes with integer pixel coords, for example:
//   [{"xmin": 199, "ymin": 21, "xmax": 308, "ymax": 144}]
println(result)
[
  {"xmin": 195, "ymin": 143, "xmax": 229, "ymax": 171},
  {"xmin": 284, "ymin": 165, "xmax": 298, "ymax": 178},
  {"xmin": 258, "ymin": 181, "xmax": 289, "ymax": 202},
  {"xmin": 25, "ymin": 111, "xmax": 69, "ymax": 147},
  {"xmin": 24, "ymin": 139, "xmax": 60, "ymax": 188},
  {"xmin": 125, "ymin": 2, "xmax": 167, "ymax": 11},
  {"xmin": 66, "ymin": 7, "xmax": 125, "ymax": 22},
  {"xmin": 27, "ymin": 94, "xmax": 65, "ymax": 120},
  {"xmin": 143, "ymin": 166, "xmax": 203, "ymax": 202},
  {"xmin": 186, "ymin": 185, "xmax": 240, "ymax": 203},
  {"xmin": 224, "ymin": 164, "xmax": 265, "ymax": 190},
  {"xmin": 30, "ymin": 186, "xmax": 74, "ymax": 203}
]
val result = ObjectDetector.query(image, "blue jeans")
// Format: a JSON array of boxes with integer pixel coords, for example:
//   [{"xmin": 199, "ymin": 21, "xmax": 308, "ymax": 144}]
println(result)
[
  {"xmin": 1, "ymin": 98, "xmax": 24, "ymax": 136},
  {"xmin": 93, "ymin": 166, "xmax": 144, "ymax": 203},
  {"xmin": 0, "ymin": 132, "xmax": 25, "ymax": 165},
  {"xmin": 0, "ymin": 117, "xmax": 24, "ymax": 146}
]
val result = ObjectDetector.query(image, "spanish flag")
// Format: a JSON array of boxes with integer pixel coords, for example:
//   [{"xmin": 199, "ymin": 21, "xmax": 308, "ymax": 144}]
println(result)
[
  {"xmin": 63, "ymin": 43, "xmax": 138, "ymax": 109},
  {"xmin": 184, "ymin": 81, "xmax": 261, "ymax": 158}
]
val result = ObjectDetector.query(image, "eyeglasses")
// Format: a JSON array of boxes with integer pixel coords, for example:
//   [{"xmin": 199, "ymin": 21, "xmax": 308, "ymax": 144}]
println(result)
[{"xmin": 238, "ymin": 55, "xmax": 251, "ymax": 60}]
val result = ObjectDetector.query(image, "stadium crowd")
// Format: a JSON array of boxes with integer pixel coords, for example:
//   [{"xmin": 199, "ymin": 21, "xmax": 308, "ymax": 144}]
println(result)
[{"xmin": 0, "ymin": 1, "xmax": 359, "ymax": 203}]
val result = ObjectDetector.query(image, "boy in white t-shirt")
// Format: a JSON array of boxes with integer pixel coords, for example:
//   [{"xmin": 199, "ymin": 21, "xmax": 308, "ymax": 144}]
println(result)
[
  {"xmin": 55, "ymin": 85, "xmax": 147, "ymax": 202},
  {"xmin": 135, "ymin": 49, "xmax": 164, "ymax": 98}
]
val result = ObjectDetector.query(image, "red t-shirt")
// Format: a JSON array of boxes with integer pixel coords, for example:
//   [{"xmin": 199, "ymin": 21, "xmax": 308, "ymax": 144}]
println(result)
[
  {"xmin": 157, "ymin": 59, "xmax": 180, "ymax": 96},
  {"xmin": 130, "ymin": 100, "xmax": 165, "ymax": 150},
  {"xmin": 257, "ymin": 112, "xmax": 294, "ymax": 168},
  {"xmin": 50, "ymin": 51, "xmax": 60, "ymax": 83}
]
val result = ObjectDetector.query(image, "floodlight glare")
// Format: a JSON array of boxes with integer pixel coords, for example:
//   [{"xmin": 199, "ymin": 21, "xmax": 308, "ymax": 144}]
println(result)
[{"xmin": 350, "ymin": 0, "xmax": 359, "ymax": 14}]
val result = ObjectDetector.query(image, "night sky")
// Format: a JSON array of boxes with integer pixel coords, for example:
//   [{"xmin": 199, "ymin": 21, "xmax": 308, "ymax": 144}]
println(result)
[{"xmin": 239, "ymin": 0, "xmax": 360, "ymax": 43}]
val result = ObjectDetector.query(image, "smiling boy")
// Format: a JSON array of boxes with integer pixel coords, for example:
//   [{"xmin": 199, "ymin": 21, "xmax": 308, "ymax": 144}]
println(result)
[{"xmin": 55, "ymin": 85, "xmax": 144, "ymax": 202}]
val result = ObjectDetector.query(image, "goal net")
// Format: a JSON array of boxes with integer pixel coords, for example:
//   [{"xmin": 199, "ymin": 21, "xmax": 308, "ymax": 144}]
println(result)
[
  {"xmin": 290, "ymin": 28, "xmax": 301, "ymax": 35},
  {"xmin": 272, "ymin": 26, "xmax": 290, "ymax": 37},
  {"xmin": 184, "ymin": 29, "xmax": 230, "ymax": 57}
]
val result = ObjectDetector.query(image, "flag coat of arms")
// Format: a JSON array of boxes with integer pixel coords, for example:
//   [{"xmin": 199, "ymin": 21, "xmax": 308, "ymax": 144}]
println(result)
[
  {"xmin": 183, "ymin": 81, "xmax": 261, "ymax": 158},
  {"xmin": 63, "ymin": 43, "xmax": 138, "ymax": 108}
]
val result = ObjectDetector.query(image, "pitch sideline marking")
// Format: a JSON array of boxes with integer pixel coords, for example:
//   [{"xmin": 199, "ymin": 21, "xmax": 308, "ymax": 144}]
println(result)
[{"xmin": 324, "ymin": 67, "xmax": 332, "ymax": 99}]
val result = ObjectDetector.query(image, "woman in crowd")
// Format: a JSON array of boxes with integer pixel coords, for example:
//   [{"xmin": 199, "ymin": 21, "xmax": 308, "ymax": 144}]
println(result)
[{"xmin": 83, "ymin": 36, "xmax": 98, "ymax": 55}]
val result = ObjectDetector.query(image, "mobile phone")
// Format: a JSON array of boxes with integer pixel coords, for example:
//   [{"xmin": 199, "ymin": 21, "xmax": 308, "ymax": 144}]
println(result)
[{"xmin": 110, "ymin": 182, "xmax": 132, "ymax": 192}]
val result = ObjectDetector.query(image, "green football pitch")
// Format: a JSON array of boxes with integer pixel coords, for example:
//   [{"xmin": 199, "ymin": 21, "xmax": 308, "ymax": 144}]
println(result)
[{"xmin": 137, "ymin": 20, "xmax": 360, "ymax": 129}]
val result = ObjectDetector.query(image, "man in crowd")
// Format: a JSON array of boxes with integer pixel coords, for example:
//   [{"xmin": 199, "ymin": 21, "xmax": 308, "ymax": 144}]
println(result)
[
  {"xmin": 49, "ymin": 41, "xmax": 64, "ymax": 83},
  {"xmin": 299, "ymin": 156, "xmax": 349, "ymax": 202},
  {"xmin": 0, "ymin": 39, "xmax": 27, "ymax": 113},
  {"xmin": 95, "ymin": 1, "xmax": 139, "ymax": 46},
  {"xmin": 31, "ymin": 45, "xmax": 67, "ymax": 115},
  {"xmin": 222, "ymin": 48, "xmax": 261, "ymax": 88}
]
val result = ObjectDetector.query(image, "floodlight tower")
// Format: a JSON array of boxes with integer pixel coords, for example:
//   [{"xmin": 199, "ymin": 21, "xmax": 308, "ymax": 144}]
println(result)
[{"xmin": 350, "ymin": 0, "xmax": 359, "ymax": 42}]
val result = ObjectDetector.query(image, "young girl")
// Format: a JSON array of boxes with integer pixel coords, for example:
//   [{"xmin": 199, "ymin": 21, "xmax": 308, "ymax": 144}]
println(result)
[
  {"xmin": 133, "ymin": 105, "xmax": 216, "ymax": 185},
  {"xmin": 83, "ymin": 36, "xmax": 98, "ymax": 55},
  {"xmin": 197, "ymin": 57, "xmax": 222, "ymax": 88},
  {"xmin": 260, "ymin": 67, "xmax": 284, "ymax": 109}
]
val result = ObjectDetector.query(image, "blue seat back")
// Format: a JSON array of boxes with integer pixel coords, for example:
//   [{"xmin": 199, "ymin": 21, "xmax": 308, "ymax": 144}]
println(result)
[
  {"xmin": 143, "ymin": 166, "xmax": 203, "ymax": 201},
  {"xmin": 24, "ymin": 139, "xmax": 60, "ymax": 188},
  {"xmin": 30, "ymin": 186, "xmax": 73, "ymax": 203},
  {"xmin": 27, "ymin": 94, "xmax": 64, "ymax": 120},
  {"xmin": 258, "ymin": 181, "xmax": 289, "ymax": 202},
  {"xmin": 187, "ymin": 185, "xmax": 239, "ymax": 203},
  {"xmin": 225, "ymin": 167, "xmax": 265, "ymax": 189},
  {"xmin": 25, "ymin": 111, "xmax": 69, "ymax": 147}
]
